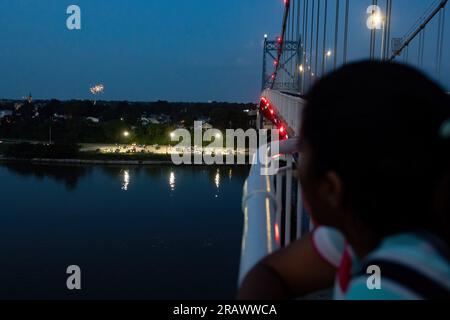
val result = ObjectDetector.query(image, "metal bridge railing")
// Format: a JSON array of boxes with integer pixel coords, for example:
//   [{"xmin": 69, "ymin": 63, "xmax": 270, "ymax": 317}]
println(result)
[{"xmin": 239, "ymin": 138, "xmax": 312, "ymax": 285}]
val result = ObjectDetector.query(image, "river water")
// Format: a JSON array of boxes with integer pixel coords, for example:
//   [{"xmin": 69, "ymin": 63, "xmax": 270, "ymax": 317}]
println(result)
[{"xmin": 0, "ymin": 163, "xmax": 248, "ymax": 299}]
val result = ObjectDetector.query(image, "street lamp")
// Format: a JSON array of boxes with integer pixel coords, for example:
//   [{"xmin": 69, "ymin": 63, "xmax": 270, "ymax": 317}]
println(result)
[
  {"xmin": 367, "ymin": 6, "xmax": 386, "ymax": 60},
  {"xmin": 123, "ymin": 131, "xmax": 130, "ymax": 138}
]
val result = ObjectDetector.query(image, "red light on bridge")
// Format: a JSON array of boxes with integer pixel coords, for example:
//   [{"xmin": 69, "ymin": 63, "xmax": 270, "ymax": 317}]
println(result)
[
  {"xmin": 260, "ymin": 97, "xmax": 285, "ymax": 129},
  {"xmin": 259, "ymin": 97, "xmax": 271, "ymax": 114},
  {"xmin": 275, "ymin": 223, "xmax": 280, "ymax": 244},
  {"xmin": 278, "ymin": 125, "xmax": 288, "ymax": 140}
]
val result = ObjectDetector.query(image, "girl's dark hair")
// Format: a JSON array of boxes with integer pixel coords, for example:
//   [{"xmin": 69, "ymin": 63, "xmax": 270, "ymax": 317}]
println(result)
[{"xmin": 302, "ymin": 61, "xmax": 450, "ymax": 244}]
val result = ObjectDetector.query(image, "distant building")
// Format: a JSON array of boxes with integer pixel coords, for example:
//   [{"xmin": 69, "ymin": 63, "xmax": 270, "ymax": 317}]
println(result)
[
  {"xmin": 157, "ymin": 114, "xmax": 171, "ymax": 124},
  {"xmin": 0, "ymin": 110, "xmax": 13, "ymax": 119},
  {"xmin": 141, "ymin": 116, "xmax": 160, "ymax": 125},
  {"xmin": 247, "ymin": 109, "xmax": 258, "ymax": 128},
  {"xmin": 26, "ymin": 93, "xmax": 32, "ymax": 104},
  {"xmin": 86, "ymin": 117, "xmax": 100, "ymax": 123},
  {"xmin": 194, "ymin": 121, "xmax": 213, "ymax": 131},
  {"xmin": 144, "ymin": 114, "xmax": 171, "ymax": 125},
  {"xmin": 203, "ymin": 122, "xmax": 213, "ymax": 130},
  {"xmin": 196, "ymin": 118, "xmax": 211, "ymax": 124},
  {"xmin": 53, "ymin": 113, "xmax": 68, "ymax": 120}
]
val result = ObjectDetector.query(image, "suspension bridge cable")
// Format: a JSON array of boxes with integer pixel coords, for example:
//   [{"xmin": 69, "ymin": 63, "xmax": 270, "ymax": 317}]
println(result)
[
  {"xmin": 382, "ymin": 0, "xmax": 390, "ymax": 60},
  {"xmin": 321, "ymin": 0, "xmax": 328, "ymax": 75},
  {"xmin": 370, "ymin": 0, "xmax": 377, "ymax": 60},
  {"xmin": 334, "ymin": 0, "xmax": 340, "ymax": 69},
  {"xmin": 389, "ymin": 0, "xmax": 448, "ymax": 60},
  {"xmin": 436, "ymin": 6, "xmax": 446, "ymax": 79},
  {"xmin": 270, "ymin": 0, "xmax": 290, "ymax": 89},
  {"xmin": 292, "ymin": 0, "xmax": 296, "ymax": 41},
  {"xmin": 384, "ymin": 0, "xmax": 393, "ymax": 60},
  {"xmin": 297, "ymin": 0, "xmax": 302, "ymax": 41},
  {"xmin": 262, "ymin": 36, "xmax": 267, "ymax": 91},
  {"xmin": 343, "ymin": 0, "xmax": 350, "ymax": 64},
  {"xmin": 292, "ymin": 0, "xmax": 297, "ymax": 86},
  {"xmin": 405, "ymin": 0, "xmax": 440, "ymax": 38},
  {"xmin": 297, "ymin": 0, "xmax": 301, "ymax": 90},
  {"xmin": 290, "ymin": 0, "xmax": 293, "ymax": 86},
  {"xmin": 418, "ymin": 29, "xmax": 425, "ymax": 67},
  {"xmin": 308, "ymin": 0, "xmax": 315, "ymax": 86},
  {"xmin": 315, "ymin": 0, "xmax": 321, "ymax": 79},
  {"xmin": 421, "ymin": 29, "xmax": 425, "ymax": 67},
  {"xmin": 287, "ymin": 4, "xmax": 293, "ymax": 87},
  {"xmin": 302, "ymin": 0, "xmax": 309, "ymax": 93},
  {"xmin": 302, "ymin": 0, "xmax": 308, "ymax": 49}
]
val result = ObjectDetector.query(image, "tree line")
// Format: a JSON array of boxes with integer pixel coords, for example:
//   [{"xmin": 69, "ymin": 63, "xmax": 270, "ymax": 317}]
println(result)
[{"xmin": 0, "ymin": 100, "xmax": 255, "ymax": 144}]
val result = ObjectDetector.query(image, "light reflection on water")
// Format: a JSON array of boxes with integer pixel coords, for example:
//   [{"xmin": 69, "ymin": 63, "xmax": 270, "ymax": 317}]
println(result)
[
  {"xmin": 214, "ymin": 169, "xmax": 221, "ymax": 189},
  {"xmin": 166, "ymin": 168, "xmax": 232, "ymax": 194},
  {"xmin": 121, "ymin": 169, "xmax": 130, "ymax": 191},
  {"xmin": 169, "ymin": 171, "xmax": 176, "ymax": 191}
]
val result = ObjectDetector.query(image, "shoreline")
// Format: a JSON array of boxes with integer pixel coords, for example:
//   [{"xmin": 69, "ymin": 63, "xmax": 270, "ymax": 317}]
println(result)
[{"xmin": 0, "ymin": 157, "xmax": 250, "ymax": 167}]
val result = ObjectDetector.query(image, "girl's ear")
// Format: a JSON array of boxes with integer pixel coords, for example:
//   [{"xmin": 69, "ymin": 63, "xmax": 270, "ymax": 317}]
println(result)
[{"xmin": 312, "ymin": 170, "xmax": 346, "ymax": 228}]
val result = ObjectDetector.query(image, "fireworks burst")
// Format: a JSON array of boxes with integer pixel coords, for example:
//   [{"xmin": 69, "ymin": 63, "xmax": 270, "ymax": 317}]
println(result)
[{"xmin": 90, "ymin": 84, "xmax": 104, "ymax": 95}]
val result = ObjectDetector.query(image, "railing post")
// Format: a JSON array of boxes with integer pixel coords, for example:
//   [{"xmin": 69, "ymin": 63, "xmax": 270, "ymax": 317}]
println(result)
[
  {"xmin": 296, "ymin": 177, "xmax": 304, "ymax": 239},
  {"xmin": 285, "ymin": 157, "xmax": 293, "ymax": 245},
  {"xmin": 276, "ymin": 171, "xmax": 284, "ymax": 245}
]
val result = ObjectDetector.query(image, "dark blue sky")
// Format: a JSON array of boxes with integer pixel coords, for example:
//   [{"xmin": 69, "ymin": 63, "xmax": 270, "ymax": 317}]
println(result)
[{"xmin": 0, "ymin": 0, "xmax": 448, "ymax": 102}]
